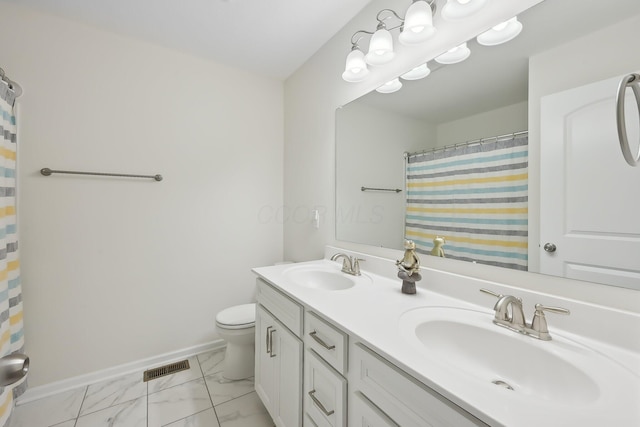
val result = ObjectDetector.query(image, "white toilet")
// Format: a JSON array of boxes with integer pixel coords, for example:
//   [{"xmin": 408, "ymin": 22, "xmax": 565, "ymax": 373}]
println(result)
[{"xmin": 215, "ymin": 303, "xmax": 256, "ymax": 380}]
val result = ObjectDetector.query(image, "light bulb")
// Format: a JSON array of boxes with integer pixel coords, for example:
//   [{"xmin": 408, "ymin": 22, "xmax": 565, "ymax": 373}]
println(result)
[
  {"xmin": 477, "ymin": 17, "xmax": 523, "ymax": 46},
  {"xmin": 376, "ymin": 78, "xmax": 402, "ymax": 94},
  {"xmin": 365, "ymin": 28, "xmax": 394, "ymax": 66},
  {"xmin": 399, "ymin": 0, "xmax": 436, "ymax": 45},
  {"xmin": 435, "ymin": 42, "xmax": 470, "ymax": 64},
  {"xmin": 492, "ymin": 21, "xmax": 509, "ymax": 31},
  {"xmin": 441, "ymin": 0, "xmax": 487, "ymax": 20},
  {"xmin": 401, "ymin": 63, "xmax": 431, "ymax": 80},
  {"xmin": 342, "ymin": 48, "xmax": 369, "ymax": 82},
  {"xmin": 380, "ymin": 79, "xmax": 401, "ymax": 92}
]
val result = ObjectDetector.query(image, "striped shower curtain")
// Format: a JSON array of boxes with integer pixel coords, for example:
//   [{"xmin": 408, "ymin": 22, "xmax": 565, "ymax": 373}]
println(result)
[
  {"xmin": 405, "ymin": 134, "xmax": 528, "ymax": 270},
  {"xmin": 0, "ymin": 79, "xmax": 25, "ymax": 425}
]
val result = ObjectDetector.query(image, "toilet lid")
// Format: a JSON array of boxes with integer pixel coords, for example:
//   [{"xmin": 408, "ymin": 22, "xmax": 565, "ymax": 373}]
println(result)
[{"xmin": 216, "ymin": 303, "xmax": 256, "ymax": 327}]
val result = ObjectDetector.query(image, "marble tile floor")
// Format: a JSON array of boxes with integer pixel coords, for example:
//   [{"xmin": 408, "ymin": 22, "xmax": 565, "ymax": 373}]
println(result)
[{"xmin": 10, "ymin": 349, "xmax": 275, "ymax": 427}]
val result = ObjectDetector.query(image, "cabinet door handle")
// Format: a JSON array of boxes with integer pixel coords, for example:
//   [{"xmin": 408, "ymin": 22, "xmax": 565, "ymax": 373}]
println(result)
[
  {"xmin": 265, "ymin": 326, "xmax": 272, "ymax": 355},
  {"xmin": 308, "ymin": 390, "xmax": 335, "ymax": 416},
  {"xmin": 268, "ymin": 328, "xmax": 277, "ymax": 358},
  {"xmin": 309, "ymin": 331, "xmax": 335, "ymax": 350}
]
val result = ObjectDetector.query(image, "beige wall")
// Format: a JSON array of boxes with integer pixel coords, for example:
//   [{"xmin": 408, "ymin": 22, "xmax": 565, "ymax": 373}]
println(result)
[{"xmin": 1, "ymin": 3, "xmax": 283, "ymax": 386}]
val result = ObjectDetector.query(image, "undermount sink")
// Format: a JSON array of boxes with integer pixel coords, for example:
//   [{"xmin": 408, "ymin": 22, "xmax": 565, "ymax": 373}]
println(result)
[
  {"xmin": 283, "ymin": 264, "xmax": 371, "ymax": 291},
  {"xmin": 398, "ymin": 307, "xmax": 639, "ymax": 406}
]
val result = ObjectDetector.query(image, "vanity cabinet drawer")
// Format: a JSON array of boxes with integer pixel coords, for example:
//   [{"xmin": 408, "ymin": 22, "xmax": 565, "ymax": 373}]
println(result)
[
  {"xmin": 304, "ymin": 349, "xmax": 347, "ymax": 427},
  {"xmin": 256, "ymin": 278, "xmax": 303, "ymax": 337},
  {"xmin": 350, "ymin": 391, "xmax": 399, "ymax": 427},
  {"xmin": 305, "ymin": 311, "xmax": 348, "ymax": 374},
  {"xmin": 351, "ymin": 343, "xmax": 488, "ymax": 427}
]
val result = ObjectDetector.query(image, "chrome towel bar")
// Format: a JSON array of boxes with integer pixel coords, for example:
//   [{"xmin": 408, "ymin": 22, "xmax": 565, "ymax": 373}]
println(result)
[
  {"xmin": 361, "ymin": 186, "xmax": 402, "ymax": 193},
  {"xmin": 40, "ymin": 168, "xmax": 163, "ymax": 181}
]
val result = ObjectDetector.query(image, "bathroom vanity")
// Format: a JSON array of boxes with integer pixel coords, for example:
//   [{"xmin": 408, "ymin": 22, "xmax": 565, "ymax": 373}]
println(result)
[{"xmin": 253, "ymin": 249, "xmax": 640, "ymax": 427}]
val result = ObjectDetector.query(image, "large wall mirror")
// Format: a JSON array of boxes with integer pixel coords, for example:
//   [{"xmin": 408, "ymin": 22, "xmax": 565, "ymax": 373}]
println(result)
[{"xmin": 336, "ymin": 0, "xmax": 640, "ymax": 290}]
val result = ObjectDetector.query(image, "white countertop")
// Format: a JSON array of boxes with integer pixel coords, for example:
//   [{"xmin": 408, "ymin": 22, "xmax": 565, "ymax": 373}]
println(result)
[{"xmin": 252, "ymin": 253, "xmax": 640, "ymax": 427}]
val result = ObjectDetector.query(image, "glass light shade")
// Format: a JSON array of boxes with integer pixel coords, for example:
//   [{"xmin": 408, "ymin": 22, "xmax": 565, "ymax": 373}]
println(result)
[
  {"xmin": 401, "ymin": 63, "xmax": 431, "ymax": 80},
  {"xmin": 376, "ymin": 78, "xmax": 402, "ymax": 94},
  {"xmin": 441, "ymin": 0, "xmax": 487, "ymax": 20},
  {"xmin": 435, "ymin": 42, "xmax": 471, "ymax": 64},
  {"xmin": 398, "ymin": 1, "xmax": 437, "ymax": 45},
  {"xmin": 365, "ymin": 28, "xmax": 394, "ymax": 66},
  {"xmin": 342, "ymin": 49, "xmax": 370, "ymax": 82},
  {"xmin": 477, "ymin": 17, "xmax": 523, "ymax": 46}
]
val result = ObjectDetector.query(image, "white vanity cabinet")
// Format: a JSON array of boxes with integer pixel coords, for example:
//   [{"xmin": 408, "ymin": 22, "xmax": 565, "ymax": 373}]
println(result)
[
  {"xmin": 303, "ymin": 312, "xmax": 349, "ymax": 427},
  {"xmin": 255, "ymin": 279, "xmax": 303, "ymax": 427},
  {"xmin": 255, "ymin": 276, "xmax": 487, "ymax": 427},
  {"xmin": 349, "ymin": 343, "xmax": 488, "ymax": 427}
]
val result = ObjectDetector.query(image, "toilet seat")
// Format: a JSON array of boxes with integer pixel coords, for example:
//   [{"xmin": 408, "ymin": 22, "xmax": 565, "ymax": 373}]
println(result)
[{"xmin": 216, "ymin": 303, "xmax": 256, "ymax": 330}]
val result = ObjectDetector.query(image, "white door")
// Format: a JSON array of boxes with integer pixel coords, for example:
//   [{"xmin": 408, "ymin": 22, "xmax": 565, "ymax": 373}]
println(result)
[{"xmin": 540, "ymin": 73, "xmax": 640, "ymax": 289}]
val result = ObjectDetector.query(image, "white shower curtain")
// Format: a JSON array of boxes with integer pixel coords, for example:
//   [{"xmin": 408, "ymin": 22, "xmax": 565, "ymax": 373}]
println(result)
[{"xmin": 0, "ymin": 77, "xmax": 25, "ymax": 426}]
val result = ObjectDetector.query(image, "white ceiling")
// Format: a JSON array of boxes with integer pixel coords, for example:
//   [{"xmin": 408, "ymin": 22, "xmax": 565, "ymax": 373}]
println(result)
[{"xmin": 0, "ymin": 0, "xmax": 373, "ymax": 79}]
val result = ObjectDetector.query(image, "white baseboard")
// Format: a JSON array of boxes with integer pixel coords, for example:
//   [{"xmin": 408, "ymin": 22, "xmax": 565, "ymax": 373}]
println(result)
[{"xmin": 17, "ymin": 339, "xmax": 226, "ymax": 405}]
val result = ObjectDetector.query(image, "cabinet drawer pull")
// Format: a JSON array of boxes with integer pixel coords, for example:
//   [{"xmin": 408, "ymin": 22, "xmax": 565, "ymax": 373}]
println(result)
[
  {"xmin": 268, "ymin": 328, "xmax": 277, "ymax": 358},
  {"xmin": 308, "ymin": 389, "xmax": 335, "ymax": 416},
  {"xmin": 309, "ymin": 330, "xmax": 335, "ymax": 350},
  {"xmin": 266, "ymin": 326, "xmax": 272, "ymax": 354}
]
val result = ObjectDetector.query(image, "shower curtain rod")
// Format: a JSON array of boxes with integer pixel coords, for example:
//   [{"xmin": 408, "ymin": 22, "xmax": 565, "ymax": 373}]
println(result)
[
  {"xmin": 405, "ymin": 130, "xmax": 528, "ymax": 159},
  {"xmin": 0, "ymin": 67, "xmax": 22, "ymax": 98}
]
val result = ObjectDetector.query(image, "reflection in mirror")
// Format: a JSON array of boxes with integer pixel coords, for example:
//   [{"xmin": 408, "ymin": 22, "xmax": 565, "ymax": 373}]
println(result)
[{"xmin": 336, "ymin": 0, "xmax": 640, "ymax": 289}]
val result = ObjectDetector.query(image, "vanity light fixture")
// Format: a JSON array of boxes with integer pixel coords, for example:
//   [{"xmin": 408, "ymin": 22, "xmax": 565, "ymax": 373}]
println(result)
[
  {"xmin": 435, "ymin": 42, "xmax": 471, "ymax": 64},
  {"xmin": 398, "ymin": 0, "xmax": 438, "ymax": 45},
  {"xmin": 342, "ymin": 44, "xmax": 370, "ymax": 82},
  {"xmin": 376, "ymin": 78, "xmax": 403, "ymax": 93},
  {"xmin": 401, "ymin": 63, "xmax": 431, "ymax": 80},
  {"xmin": 477, "ymin": 16, "xmax": 523, "ymax": 46},
  {"xmin": 342, "ymin": 1, "xmax": 437, "ymax": 82},
  {"xmin": 365, "ymin": 11, "xmax": 397, "ymax": 66},
  {"xmin": 441, "ymin": 0, "xmax": 488, "ymax": 20}
]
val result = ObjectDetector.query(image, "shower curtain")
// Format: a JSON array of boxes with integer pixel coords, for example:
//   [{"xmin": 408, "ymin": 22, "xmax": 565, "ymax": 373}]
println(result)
[
  {"xmin": 0, "ymin": 78, "xmax": 25, "ymax": 426},
  {"xmin": 405, "ymin": 134, "xmax": 528, "ymax": 270}
]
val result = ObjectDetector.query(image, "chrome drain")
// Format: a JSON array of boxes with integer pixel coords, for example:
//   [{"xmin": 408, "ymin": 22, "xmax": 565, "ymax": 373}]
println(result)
[
  {"xmin": 143, "ymin": 360, "xmax": 190, "ymax": 382},
  {"xmin": 491, "ymin": 380, "xmax": 514, "ymax": 391}
]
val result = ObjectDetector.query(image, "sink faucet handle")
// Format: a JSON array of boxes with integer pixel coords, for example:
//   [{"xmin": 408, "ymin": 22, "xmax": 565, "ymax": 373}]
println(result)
[
  {"xmin": 530, "ymin": 304, "xmax": 570, "ymax": 341},
  {"xmin": 351, "ymin": 258, "xmax": 365, "ymax": 276},
  {"xmin": 534, "ymin": 304, "xmax": 570, "ymax": 316},
  {"xmin": 480, "ymin": 288, "xmax": 502, "ymax": 299}
]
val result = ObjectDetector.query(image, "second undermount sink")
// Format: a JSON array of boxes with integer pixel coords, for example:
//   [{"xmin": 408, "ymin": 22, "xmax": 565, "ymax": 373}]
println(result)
[
  {"xmin": 398, "ymin": 307, "xmax": 639, "ymax": 407},
  {"xmin": 283, "ymin": 264, "xmax": 372, "ymax": 291}
]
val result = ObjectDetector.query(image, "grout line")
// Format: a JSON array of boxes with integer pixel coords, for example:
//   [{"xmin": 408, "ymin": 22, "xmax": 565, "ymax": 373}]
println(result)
[
  {"xmin": 73, "ymin": 386, "xmax": 89, "ymax": 426},
  {"xmin": 213, "ymin": 389, "xmax": 256, "ymax": 408},
  {"xmin": 159, "ymin": 408, "xmax": 212, "ymax": 427},
  {"xmin": 196, "ymin": 351, "xmax": 222, "ymax": 425}
]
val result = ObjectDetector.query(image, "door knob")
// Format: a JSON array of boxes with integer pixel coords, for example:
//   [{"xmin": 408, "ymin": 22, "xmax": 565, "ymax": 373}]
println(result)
[{"xmin": 543, "ymin": 243, "xmax": 557, "ymax": 253}]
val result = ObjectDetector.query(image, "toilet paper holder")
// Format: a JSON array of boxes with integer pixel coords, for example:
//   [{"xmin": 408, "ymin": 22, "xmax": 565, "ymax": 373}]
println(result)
[{"xmin": 0, "ymin": 353, "xmax": 29, "ymax": 387}]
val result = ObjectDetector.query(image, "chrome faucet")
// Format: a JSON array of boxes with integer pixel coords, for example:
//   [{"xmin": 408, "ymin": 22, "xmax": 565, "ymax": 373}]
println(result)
[
  {"xmin": 481, "ymin": 289, "xmax": 526, "ymax": 332},
  {"xmin": 493, "ymin": 294, "xmax": 526, "ymax": 332},
  {"xmin": 529, "ymin": 304, "xmax": 571, "ymax": 341},
  {"xmin": 330, "ymin": 253, "xmax": 364, "ymax": 276},
  {"xmin": 480, "ymin": 289, "xmax": 570, "ymax": 340}
]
